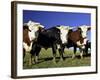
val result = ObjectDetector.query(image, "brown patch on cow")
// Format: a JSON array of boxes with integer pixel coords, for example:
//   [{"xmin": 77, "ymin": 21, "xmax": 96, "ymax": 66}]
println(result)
[
  {"xmin": 68, "ymin": 29, "xmax": 84, "ymax": 44},
  {"xmin": 23, "ymin": 25, "xmax": 31, "ymax": 32},
  {"xmin": 23, "ymin": 28, "xmax": 31, "ymax": 46}
]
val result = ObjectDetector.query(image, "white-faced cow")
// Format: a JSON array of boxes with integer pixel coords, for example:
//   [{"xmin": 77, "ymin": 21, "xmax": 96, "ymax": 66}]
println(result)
[
  {"xmin": 77, "ymin": 25, "xmax": 91, "ymax": 58},
  {"xmin": 23, "ymin": 20, "xmax": 44, "ymax": 65},
  {"xmin": 64, "ymin": 25, "xmax": 91, "ymax": 59},
  {"xmin": 30, "ymin": 25, "xmax": 70, "ymax": 64}
]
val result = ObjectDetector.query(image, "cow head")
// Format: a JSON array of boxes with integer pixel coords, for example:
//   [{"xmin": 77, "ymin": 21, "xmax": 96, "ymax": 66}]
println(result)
[
  {"xmin": 77, "ymin": 25, "xmax": 91, "ymax": 48},
  {"xmin": 26, "ymin": 20, "xmax": 45, "ymax": 41},
  {"xmin": 27, "ymin": 20, "xmax": 44, "ymax": 32},
  {"xmin": 56, "ymin": 26, "xmax": 70, "ymax": 44},
  {"xmin": 78, "ymin": 25, "xmax": 91, "ymax": 39}
]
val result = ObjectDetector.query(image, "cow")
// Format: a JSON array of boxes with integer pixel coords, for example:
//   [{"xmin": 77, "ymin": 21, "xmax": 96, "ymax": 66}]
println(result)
[
  {"xmin": 23, "ymin": 20, "xmax": 44, "ymax": 65},
  {"xmin": 30, "ymin": 25, "xmax": 71, "ymax": 64},
  {"xmin": 62, "ymin": 25, "xmax": 91, "ymax": 59},
  {"xmin": 76, "ymin": 25, "xmax": 91, "ymax": 58}
]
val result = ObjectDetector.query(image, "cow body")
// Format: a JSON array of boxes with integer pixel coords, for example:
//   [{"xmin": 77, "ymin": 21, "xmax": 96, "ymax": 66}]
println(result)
[
  {"xmin": 30, "ymin": 27, "xmax": 63, "ymax": 64},
  {"xmin": 30, "ymin": 25, "xmax": 90, "ymax": 64},
  {"xmin": 67, "ymin": 29, "xmax": 85, "ymax": 58},
  {"xmin": 30, "ymin": 26, "xmax": 71, "ymax": 64},
  {"xmin": 63, "ymin": 25, "xmax": 91, "ymax": 58}
]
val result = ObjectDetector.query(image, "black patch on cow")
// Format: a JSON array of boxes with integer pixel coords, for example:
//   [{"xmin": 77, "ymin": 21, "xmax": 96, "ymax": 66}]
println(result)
[{"xmin": 35, "ymin": 27, "xmax": 61, "ymax": 48}]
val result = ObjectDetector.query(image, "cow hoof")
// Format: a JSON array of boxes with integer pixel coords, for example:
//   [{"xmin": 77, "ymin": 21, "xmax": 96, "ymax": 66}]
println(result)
[
  {"xmin": 80, "ymin": 56, "xmax": 83, "ymax": 59},
  {"xmin": 52, "ymin": 60, "xmax": 56, "ymax": 64},
  {"xmin": 60, "ymin": 58, "xmax": 63, "ymax": 62}
]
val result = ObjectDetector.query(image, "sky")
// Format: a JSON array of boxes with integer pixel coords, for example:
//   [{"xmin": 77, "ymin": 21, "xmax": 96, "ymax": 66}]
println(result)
[{"xmin": 23, "ymin": 10, "xmax": 91, "ymax": 41}]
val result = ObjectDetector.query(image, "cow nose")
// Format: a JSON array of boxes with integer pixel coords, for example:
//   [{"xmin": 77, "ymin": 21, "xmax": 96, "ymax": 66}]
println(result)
[{"xmin": 81, "ymin": 44, "xmax": 85, "ymax": 49}]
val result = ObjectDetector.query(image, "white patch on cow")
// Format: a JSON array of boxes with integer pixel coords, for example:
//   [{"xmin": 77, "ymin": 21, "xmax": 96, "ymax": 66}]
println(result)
[
  {"xmin": 79, "ymin": 25, "xmax": 90, "ymax": 38},
  {"xmin": 28, "ymin": 30, "xmax": 37, "ymax": 41},
  {"xmin": 23, "ymin": 20, "xmax": 45, "ymax": 52},
  {"xmin": 23, "ymin": 42, "xmax": 33, "ymax": 52},
  {"xmin": 57, "ymin": 44, "xmax": 60, "ymax": 49},
  {"xmin": 57, "ymin": 26, "xmax": 70, "ymax": 44},
  {"xmin": 27, "ymin": 20, "xmax": 45, "ymax": 41},
  {"xmin": 81, "ymin": 45, "xmax": 85, "ymax": 49},
  {"xmin": 76, "ymin": 41, "xmax": 82, "ymax": 46},
  {"xmin": 83, "ymin": 38, "xmax": 88, "ymax": 45},
  {"xmin": 27, "ymin": 20, "xmax": 44, "ymax": 31},
  {"xmin": 76, "ymin": 41, "xmax": 85, "ymax": 49},
  {"xmin": 76, "ymin": 38, "xmax": 88, "ymax": 49}
]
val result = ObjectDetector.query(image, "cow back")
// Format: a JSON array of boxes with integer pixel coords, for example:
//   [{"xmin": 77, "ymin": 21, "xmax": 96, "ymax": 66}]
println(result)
[
  {"xmin": 68, "ymin": 30, "xmax": 83, "ymax": 44},
  {"xmin": 36, "ymin": 27, "xmax": 61, "ymax": 47}
]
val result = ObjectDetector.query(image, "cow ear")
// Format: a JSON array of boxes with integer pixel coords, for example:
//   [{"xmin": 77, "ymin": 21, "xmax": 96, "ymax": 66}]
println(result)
[
  {"xmin": 88, "ymin": 27, "xmax": 91, "ymax": 31},
  {"xmin": 78, "ymin": 27, "xmax": 81, "ymax": 31},
  {"xmin": 56, "ymin": 26, "xmax": 61, "ymax": 30},
  {"xmin": 27, "ymin": 20, "xmax": 32, "ymax": 26},
  {"xmin": 23, "ymin": 23, "xmax": 29, "ymax": 29},
  {"xmin": 56, "ymin": 27, "xmax": 60, "ymax": 29}
]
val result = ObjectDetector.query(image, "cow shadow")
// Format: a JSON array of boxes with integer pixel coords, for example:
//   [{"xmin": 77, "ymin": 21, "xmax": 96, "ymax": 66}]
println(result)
[
  {"xmin": 33, "ymin": 53, "xmax": 91, "ymax": 64},
  {"xmin": 64, "ymin": 53, "xmax": 91, "ymax": 59}
]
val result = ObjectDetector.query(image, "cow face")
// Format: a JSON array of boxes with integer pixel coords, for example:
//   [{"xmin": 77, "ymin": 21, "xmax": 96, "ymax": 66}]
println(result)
[
  {"xmin": 27, "ymin": 20, "xmax": 44, "ymax": 31},
  {"xmin": 57, "ymin": 26, "xmax": 70, "ymax": 44},
  {"xmin": 27, "ymin": 20, "xmax": 45, "ymax": 41},
  {"xmin": 78, "ymin": 25, "xmax": 91, "ymax": 39}
]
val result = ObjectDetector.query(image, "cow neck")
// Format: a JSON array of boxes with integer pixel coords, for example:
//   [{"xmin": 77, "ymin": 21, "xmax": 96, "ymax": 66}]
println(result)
[{"xmin": 23, "ymin": 29, "xmax": 31, "ymax": 46}]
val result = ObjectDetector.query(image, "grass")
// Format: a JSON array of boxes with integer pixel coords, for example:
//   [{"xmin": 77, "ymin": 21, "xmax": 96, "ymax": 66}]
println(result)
[{"xmin": 23, "ymin": 48, "xmax": 91, "ymax": 69}]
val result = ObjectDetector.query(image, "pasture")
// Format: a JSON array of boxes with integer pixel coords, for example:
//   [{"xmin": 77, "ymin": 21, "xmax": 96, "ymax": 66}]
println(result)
[{"xmin": 23, "ymin": 48, "xmax": 91, "ymax": 69}]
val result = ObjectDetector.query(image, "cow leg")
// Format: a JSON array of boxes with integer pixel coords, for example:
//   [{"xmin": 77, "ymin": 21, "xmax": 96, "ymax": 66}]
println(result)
[
  {"xmin": 79, "ymin": 48, "xmax": 83, "ymax": 59},
  {"xmin": 23, "ymin": 48, "xmax": 25, "ymax": 59},
  {"xmin": 59, "ymin": 45, "xmax": 64, "ymax": 61},
  {"xmin": 23, "ymin": 48, "xmax": 27, "ymax": 65},
  {"xmin": 31, "ymin": 44, "xmax": 41, "ymax": 64},
  {"xmin": 29, "ymin": 53, "xmax": 32, "ymax": 66},
  {"xmin": 85, "ymin": 44, "xmax": 88, "ymax": 55},
  {"xmin": 52, "ymin": 44, "xmax": 57, "ymax": 64},
  {"xmin": 72, "ymin": 46, "xmax": 77, "ymax": 59},
  {"xmin": 34, "ymin": 46, "xmax": 41, "ymax": 63},
  {"xmin": 30, "ymin": 43, "xmax": 37, "ymax": 64}
]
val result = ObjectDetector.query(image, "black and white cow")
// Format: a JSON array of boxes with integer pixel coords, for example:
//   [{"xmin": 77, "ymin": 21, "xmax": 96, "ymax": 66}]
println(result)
[{"xmin": 30, "ymin": 25, "xmax": 70, "ymax": 64}]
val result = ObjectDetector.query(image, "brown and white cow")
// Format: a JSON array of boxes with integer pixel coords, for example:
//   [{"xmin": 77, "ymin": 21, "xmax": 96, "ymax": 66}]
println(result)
[
  {"xmin": 57, "ymin": 25, "xmax": 91, "ymax": 59},
  {"xmin": 67, "ymin": 25, "xmax": 91, "ymax": 58},
  {"xmin": 23, "ymin": 20, "xmax": 44, "ymax": 65}
]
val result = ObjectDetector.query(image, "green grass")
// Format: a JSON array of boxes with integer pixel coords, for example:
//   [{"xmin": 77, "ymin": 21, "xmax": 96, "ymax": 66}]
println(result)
[{"xmin": 23, "ymin": 48, "xmax": 91, "ymax": 69}]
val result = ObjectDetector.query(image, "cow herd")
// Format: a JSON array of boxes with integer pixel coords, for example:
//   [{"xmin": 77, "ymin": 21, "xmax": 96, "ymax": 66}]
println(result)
[{"xmin": 23, "ymin": 20, "xmax": 91, "ymax": 65}]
